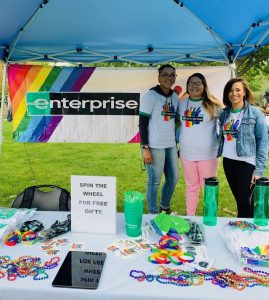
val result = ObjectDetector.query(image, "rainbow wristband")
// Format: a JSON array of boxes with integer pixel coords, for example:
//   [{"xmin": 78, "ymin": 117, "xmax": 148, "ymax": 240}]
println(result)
[
  {"xmin": 22, "ymin": 231, "xmax": 38, "ymax": 245},
  {"xmin": 177, "ymin": 252, "xmax": 195, "ymax": 263},
  {"xmin": 148, "ymin": 253, "xmax": 171, "ymax": 264},
  {"xmin": 4, "ymin": 231, "xmax": 22, "ymax": 246}
]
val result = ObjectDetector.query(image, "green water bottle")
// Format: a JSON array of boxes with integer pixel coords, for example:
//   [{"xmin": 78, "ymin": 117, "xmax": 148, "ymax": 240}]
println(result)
[
  {"xmin": 253, "ymin": 177, "xmax": 269, "ymax": 226},
  {"xmin": 203, "ymin": 177, "xmax": 219, "ymax": 226}
]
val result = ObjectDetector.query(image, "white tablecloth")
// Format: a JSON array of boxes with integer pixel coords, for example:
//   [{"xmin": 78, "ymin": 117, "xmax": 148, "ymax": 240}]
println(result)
[{"xmin": 0, "ymin": 211, "xmax": 268, "ymax": 300}]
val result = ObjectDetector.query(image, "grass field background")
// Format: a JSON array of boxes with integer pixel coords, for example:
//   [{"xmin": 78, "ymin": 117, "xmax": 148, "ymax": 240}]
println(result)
[{"xmin": 0, "ymin": 119, "xmax": 268, "ymax": 216}]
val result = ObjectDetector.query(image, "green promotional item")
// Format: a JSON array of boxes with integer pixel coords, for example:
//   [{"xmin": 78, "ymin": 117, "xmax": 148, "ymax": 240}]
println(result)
[
  {"xmin": 124, "ymin": 191, "xmax": 144, "ymax": 237},
  {"xmin": 203, "ymin": 177, "xmax": 219, "ymax": 226},
  {"xmin": 150, "ymin": 212, "xmax": 190, "ymax": 235},
  {"xmin": 253, "ymin": 177, "xmax": 269, "ymax": 226}
]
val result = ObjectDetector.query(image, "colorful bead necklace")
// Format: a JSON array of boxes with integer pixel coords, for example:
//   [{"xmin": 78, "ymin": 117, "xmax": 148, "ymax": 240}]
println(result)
[
  {"xmin": 227, "ymin": 221, "xmax": 258, "ymax": 230},
  {"xmin": 0, "ymin": 255, "xmax": 60, "ymax": 281},
  {"xmin": 129, "ymin": 267, "xmax": 269, "ymax": 290}
]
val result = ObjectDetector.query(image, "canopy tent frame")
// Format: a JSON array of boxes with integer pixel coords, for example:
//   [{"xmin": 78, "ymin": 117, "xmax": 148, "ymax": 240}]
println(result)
[
  {"xmin": 0, "ymin": 0, "xmax": 268, "ymax": 150},
  {"xmin": 6, "ymin": 0, "xmax": 49, "ymax": 62},
  {"xmin": 0, "ymin": 62, "xmax": 7, "ymax": 153},
  {"xmin": 173, "ymin": 0, "xmax": 231, "ymax": 63},
  {"xmin": 1, "ymin": 0, "xmax": 267, "ymax": 65}
]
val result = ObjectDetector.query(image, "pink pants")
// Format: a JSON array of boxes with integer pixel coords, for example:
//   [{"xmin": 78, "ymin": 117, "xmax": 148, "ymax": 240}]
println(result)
[{"xmin": 180, "ymin": 156, "xmax": 219, "ymax": 216}]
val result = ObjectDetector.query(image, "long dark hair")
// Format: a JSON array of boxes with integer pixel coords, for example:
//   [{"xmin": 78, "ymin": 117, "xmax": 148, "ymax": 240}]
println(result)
[
  {"xmin": 186, "ymin": 73, "xmax": 223, "ymax": 120},
  {"xmin": 223, "ymin": 78, "xmax": 255, "ymax": 107}
]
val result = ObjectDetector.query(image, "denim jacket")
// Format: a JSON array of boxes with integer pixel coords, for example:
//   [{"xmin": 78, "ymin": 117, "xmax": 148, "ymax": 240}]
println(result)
[{"xmin": 217, "ymin": 101, "xmax": 268, "ymax": 176}]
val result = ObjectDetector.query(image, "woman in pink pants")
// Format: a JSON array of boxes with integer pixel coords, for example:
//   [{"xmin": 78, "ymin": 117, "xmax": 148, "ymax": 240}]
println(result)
[{"xmin": 178, "ymin": 73, "xmax": 224, "ymax": 215}]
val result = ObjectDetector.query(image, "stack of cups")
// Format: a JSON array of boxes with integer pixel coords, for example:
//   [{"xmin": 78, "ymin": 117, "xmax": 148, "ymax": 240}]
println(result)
[
  {"xmin": 253, "ymin": 177, "xmax": 269, "ymax": 226},
  {"xmin": 124, "ymin": 191, "xmax": 144, "ymax": 237},
  {"xmin": 203, "ymin": 177, "xmax": 219, "ymax": 226}
]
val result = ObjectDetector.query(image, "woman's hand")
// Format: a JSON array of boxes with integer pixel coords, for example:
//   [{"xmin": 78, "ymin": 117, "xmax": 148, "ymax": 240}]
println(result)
[
  {"xmin": 143, "ymin": 149, "xmax": 153, "ymax": 164},
  {"xmin": 251, "ymin": 175, "xmax": 261, "ymax": 184}
]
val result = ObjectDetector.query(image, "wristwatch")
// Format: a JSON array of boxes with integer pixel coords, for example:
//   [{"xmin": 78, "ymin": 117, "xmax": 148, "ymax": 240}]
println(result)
[{"xmin": 142, "ymin": 145, "xmax": 149, "ymax": 149}]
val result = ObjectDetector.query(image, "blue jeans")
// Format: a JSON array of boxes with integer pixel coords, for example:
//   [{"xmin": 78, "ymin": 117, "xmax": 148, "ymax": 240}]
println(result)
[{"xmin": 146, "ymin": 146, "xmax": 179, "ymax": 213}]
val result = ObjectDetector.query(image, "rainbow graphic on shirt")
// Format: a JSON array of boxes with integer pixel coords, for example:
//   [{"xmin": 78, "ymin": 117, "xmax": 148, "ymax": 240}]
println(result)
[
  {"xmin": 161, "ymin": 102, "xmax": 175, "ymax": 121},
  {"xmin": 223, "ymin": 118, "xmax": 240, "ymax": 141},
  {"xmin": 182, "ymin": 107, "xmax": 203, "ymax": 127}
]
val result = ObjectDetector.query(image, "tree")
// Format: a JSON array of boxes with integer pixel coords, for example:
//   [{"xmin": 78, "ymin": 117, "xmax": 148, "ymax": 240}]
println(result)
[
  {"xmin": 237, "ymin": 45, "xmax": 269, "ymax": 77},
  {"xmin": 236, "ymin": 45, "xmax": 269, "ymax": 103}
]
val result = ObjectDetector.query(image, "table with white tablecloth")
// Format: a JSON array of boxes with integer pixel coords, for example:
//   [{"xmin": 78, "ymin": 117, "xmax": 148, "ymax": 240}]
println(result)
[{"xmin": 0, "ymin": 211, "xmax": 268, "ymax": 300}]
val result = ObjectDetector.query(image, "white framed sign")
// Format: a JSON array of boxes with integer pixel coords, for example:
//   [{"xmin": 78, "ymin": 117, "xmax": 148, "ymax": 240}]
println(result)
[{"xmin": 71, "ymin": 175, "xmax": 116, "ymax": 235}]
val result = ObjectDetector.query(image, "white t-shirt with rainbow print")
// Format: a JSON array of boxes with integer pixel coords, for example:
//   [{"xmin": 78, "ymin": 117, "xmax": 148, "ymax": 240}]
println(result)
[
  {"xmin": 222, "ymin": 109, "xmax": 256, "ymax": 166},
  {"xmin": 178, "ymin": 97, "xmax": 220, "ymax": 161}
]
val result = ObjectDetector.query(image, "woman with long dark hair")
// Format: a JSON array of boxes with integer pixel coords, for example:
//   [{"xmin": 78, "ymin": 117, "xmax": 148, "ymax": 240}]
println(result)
[
  {"xmin": 178, "ymin": 73, "xmax": 223, "ymax": 215},
  {"xmin": 217, "ymin": 78, "xmax": 268, "ymax": 218}
]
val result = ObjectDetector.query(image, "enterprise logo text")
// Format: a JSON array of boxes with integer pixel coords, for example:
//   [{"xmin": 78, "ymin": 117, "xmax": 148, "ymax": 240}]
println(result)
[{"xmin": 26, "ymin": 92, "xmax": 140, "ymax": 116}]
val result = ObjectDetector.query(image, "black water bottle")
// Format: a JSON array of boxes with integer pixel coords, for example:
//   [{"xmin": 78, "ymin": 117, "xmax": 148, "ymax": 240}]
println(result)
[{"xmin": 203, "ymin": 177, "xmax": 219, "ymax": 226}]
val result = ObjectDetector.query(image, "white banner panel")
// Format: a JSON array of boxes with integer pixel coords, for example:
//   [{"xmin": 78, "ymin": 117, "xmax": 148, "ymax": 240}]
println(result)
[{"xmin": 8, "ymin": 65, "xmax": 230, "ymax": 143}]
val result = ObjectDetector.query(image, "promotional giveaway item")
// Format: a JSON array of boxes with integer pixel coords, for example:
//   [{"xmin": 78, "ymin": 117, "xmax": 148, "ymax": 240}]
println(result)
[
  {"xmin": 203, "ymin": 177, "xmax": 219, "ymax": 226},
  {"xmin": 106, "ymin": 237, "xmax": 151, "ymax": 258},
  {"xmin": 0, "ymin": 255, "xmax": 60, "ymax": 281},
  {"xmin": 52, "ymin": 251, "xmax": 106, "ymax": 289},
  {"xmin": 253, "ymin": 177, "xmax": 269, "ymax": 226},
  {"xmin": 129, "ymin": 267, "xmax": 269, "ymax": 290},
  {"xmin": 0, "ymin": 207, "xmax": 36, "ymax": 242},
  {"xmin": 187, "ymin": 222, "xmax": 205, "ymax": 244},
  {"xmin": 124, "ymin": 191, "xmax": 144, "ymax": 237},
  {"xmin": 38, "ymin": 214, "xmax": 71, "ymax": 242},
  {"xmin": 148, "ymin": 234, "xmax": 195, "ymax": 266},
  {"xmin": 150, "ymin": 212, "xmax": 190, "ymax": 236},
  {"xmin": 3, "ymin": 220, "xmax": 44, "ymax": 246},
  {"xmin": 222, "ymin": 221, "xmax": 269, "ymax": 266},
  {"xmin": 240, "ymin": 244, "xmax": 269, "ymax": 267},
  {"xmin": 20, "ymin": 220, "xmax": 44, "ymax": 233}
]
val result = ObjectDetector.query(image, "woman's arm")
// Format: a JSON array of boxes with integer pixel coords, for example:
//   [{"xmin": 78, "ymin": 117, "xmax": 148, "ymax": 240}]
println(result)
[{"xmin": 253, "ymin": 110, "xmax": 268, "ymax": 178}]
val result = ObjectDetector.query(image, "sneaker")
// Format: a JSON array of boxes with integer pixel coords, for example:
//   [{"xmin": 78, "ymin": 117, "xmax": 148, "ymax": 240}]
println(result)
[{"xmin": 159, "ymin": 207, "xmax": 172, "ymax": 215}]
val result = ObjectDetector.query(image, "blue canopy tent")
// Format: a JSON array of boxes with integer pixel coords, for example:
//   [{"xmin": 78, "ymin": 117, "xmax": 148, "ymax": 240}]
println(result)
[
  {"xmin": 0, "ymin": 0, "xmax": 268, "ymax": 65},
  {"xmin": 0, "ymin": 0, "xmax": 269, "ymax": 145}
]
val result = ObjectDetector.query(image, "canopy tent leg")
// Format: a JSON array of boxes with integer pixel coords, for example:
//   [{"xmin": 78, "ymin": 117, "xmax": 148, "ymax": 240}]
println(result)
[
  {"xmin": 0, "ymin": 62, "xmax": 8, "ymax": 153},
  {"xmin": 228, "ymin": 63, "xmax": 236, "ymax": 79}
]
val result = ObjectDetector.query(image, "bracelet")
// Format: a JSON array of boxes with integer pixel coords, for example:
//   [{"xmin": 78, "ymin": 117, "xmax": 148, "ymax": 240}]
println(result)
[
  {"xmin": 4, "ymin": 231, "xmax": 22, "ymax": 246},
  {"xmin": 148, "ymin": 253, "xmax": 171, "ymax": 264},
  {"xmin": 177, "ymin": 252, "xmax": 195, "ymax": 263},
  {"xmin": 22, "ymin": 231, "xmax": 38, "ymax": 245}
]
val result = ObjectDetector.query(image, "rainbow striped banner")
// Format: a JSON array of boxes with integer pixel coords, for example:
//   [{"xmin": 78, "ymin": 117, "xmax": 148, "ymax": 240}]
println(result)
[
  {"xmin": 7, "ymin": 65, "xmax": 141, "ymax": 143},
  {"xmin": 8, "ymin": 64, "xmax": 230, "ymax": 143}
]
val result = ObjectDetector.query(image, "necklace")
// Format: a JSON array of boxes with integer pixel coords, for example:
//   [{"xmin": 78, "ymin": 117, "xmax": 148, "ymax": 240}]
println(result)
[{"xmin": 129, "ymin": 267, "xmax": 269, "ymax": 290}]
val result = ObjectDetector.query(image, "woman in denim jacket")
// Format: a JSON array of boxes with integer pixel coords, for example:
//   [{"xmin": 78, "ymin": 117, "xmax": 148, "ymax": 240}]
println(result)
[{"xmin": 217, "ymin": 78, "xmax": 268, "ymax": 218}]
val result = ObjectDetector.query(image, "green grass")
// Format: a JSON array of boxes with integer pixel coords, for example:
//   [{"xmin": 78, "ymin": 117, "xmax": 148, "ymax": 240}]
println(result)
[{"xmin": 0, "ymin": 119, "xmax": 268, "ymax": 216}]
